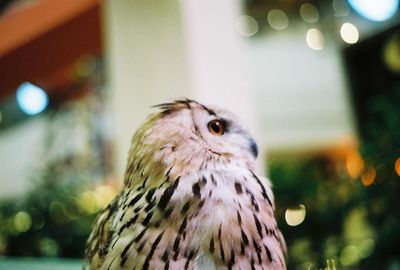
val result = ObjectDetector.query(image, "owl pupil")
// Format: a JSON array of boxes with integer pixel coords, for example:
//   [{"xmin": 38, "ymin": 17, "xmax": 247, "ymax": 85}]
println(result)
[
  {"xmin": 208, "ymin": 120, "xmax": 225, "ymax": 135},
  {"xmin": 212, "ymin": 122, "xmax": 221, "ymax": 133}
]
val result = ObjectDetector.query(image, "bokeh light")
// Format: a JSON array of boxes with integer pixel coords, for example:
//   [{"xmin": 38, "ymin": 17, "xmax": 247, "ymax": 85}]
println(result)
[
  {"xmin": 395, "ymin": 157, "xmax": 400, "ymax": 176},
  {"xmin": 267, "ymin": 9, "xmax": 289, "ymax": 30},
  {"xmin": 285, "ymin": 204, "xmax": 306, "ymax": 226},
  {"xmin": 14, "ymin": 211, "xmax": 32, "ymax": 233},
  {"xmin": 76, "ymin": 191, "xmax": 98, "ymax": 214},
  {"xmin": 340, "ymin": 23, "xmax": 359, "ymax": 44},
  {"xmin": 361, "ymin": 167, "xmax": 376, "ymax": 186},
  {"xmin": 306, "ymin": 28, "xmax": 325, "ymax": 50},
  {"xmin": 340, "ymin": 245, "xmax": 360, "ymax": 266},
  {"xmin": 236, "ymin": 15, "xmax": 259, "ymax": 37},
  {"xmin": 300, "ymin": 3, "xmax": 320, "ymax": 23},
  {"xmin": 384, "ymin": 34, "xmax": 400, "ymax": 73},
  {"xmin": 358, "ymin": 238, "xmax": 375, "ymax": 259},
  {"xmin": 347, "ymin": 0, "xmax": 399, "ymax": 22},
  {"xmin": 346, "ymin": 150, "xmax": 364, "ymax": 178},
  {"xmin": 76, "ymin": 185, "xmax": 117, "ymax": 214},
  {"xmin": 94, "ymin": 185, "xmax": 117, "ymax": 209},
  {"xmin": 16, "ymin": 82, "xmax": 49, "ymax": 115}
]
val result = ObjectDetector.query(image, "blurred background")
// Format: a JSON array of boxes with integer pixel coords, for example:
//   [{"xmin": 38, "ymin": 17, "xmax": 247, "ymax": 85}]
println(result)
[{"xmin": 0, "ymin": 0, "xmax": 399, "ymax": 269}]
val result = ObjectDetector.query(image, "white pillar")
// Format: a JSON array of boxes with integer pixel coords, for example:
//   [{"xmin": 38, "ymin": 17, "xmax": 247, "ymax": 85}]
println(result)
[
  {"xmin": 180, "ymin": 0, "xmax": 256, "ymax": 126},
  {"xmin": 104, "ymin": 0, "xmax": 190, "ymax": 177},
  {"xmin": 180, "ymin": 0, "xmax": 265, "ymax": 171}
]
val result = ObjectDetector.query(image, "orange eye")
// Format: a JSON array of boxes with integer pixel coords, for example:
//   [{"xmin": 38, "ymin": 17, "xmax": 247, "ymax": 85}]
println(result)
[{"xmin": 207, "ymin": 119, "xmax": 225, "ymax": 136}]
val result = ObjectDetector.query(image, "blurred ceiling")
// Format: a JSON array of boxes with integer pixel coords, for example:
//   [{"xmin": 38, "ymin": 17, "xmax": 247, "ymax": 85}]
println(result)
[{"xmin": 0, "ymin": 0, "xmax": 102, "ymax": 102}]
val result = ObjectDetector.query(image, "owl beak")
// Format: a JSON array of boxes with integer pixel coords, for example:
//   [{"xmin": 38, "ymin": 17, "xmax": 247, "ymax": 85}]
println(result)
[{"xmin": 248, "ymin": 138, "xmax": 258, "ymax": 159}]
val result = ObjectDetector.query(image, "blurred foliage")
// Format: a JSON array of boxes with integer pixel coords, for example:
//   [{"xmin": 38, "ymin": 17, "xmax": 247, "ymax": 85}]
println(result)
[
  {"xmin": 358, "ymin": 89, "xmax": 400, "ymax": 269},
  {"xmin": 0, "ymin": 157, "xmax": 99, "ymax": 258},
  {"xmin": 0, "ymin": 86, "xmax": 116, "ymax": 259},
  {"xmin": 272, "ymin": 88, "xmax": 400, "ymax": 269}
]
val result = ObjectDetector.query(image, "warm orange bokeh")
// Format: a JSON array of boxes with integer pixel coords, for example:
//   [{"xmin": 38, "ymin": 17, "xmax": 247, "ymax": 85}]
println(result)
[
  {"xmin": 395, "ymin": 157, "xmax": 400, "ymax": 176},
  {"xmin": 361, "ymin": 167, "xmax": 376, "ymax": 186},
  {"xmin": 346, "ymin": 150, "xmax": 364, "ymax": 179}
]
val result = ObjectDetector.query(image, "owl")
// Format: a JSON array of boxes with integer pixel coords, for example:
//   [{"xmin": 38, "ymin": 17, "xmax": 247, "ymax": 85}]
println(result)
[{"xmin": 84, "ymin": 99, "xmax": 286, "ymax": 270}]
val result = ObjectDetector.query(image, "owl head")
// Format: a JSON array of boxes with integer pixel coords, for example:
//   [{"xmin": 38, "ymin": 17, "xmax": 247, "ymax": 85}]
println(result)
[{"xmin": 125, "ymin": 99, "xmax": 258, "ymax": 185}]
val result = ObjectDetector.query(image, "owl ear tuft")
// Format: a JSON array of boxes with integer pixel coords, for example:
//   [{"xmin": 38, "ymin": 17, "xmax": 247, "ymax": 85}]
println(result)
[{"xmin": 152, "ymin": 99, "xmax": 195, "ymax": 114}]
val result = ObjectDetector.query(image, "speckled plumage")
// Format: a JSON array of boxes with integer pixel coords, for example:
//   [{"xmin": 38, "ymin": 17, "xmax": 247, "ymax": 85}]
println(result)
[{"xmin": 84, "ymin": 99, "xmax": 286, "ymax": 270}]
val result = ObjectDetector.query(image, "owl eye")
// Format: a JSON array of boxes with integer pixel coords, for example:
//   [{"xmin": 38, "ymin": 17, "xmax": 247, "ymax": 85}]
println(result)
[{"xmin": 207, "ymin": 119, "xmax": 226, "ymax": 136}]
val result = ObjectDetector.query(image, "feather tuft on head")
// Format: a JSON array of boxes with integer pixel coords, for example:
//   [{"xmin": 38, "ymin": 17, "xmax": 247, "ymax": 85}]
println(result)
[{"xmin": 152, "ymin": 98, "xmax": 195, "ymax": 114}]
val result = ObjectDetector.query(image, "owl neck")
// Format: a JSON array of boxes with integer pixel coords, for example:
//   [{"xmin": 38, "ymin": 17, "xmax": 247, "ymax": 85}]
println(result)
[{"xmin": 123, "ymin": 142, "xmax": 254, "ymax": 190}]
